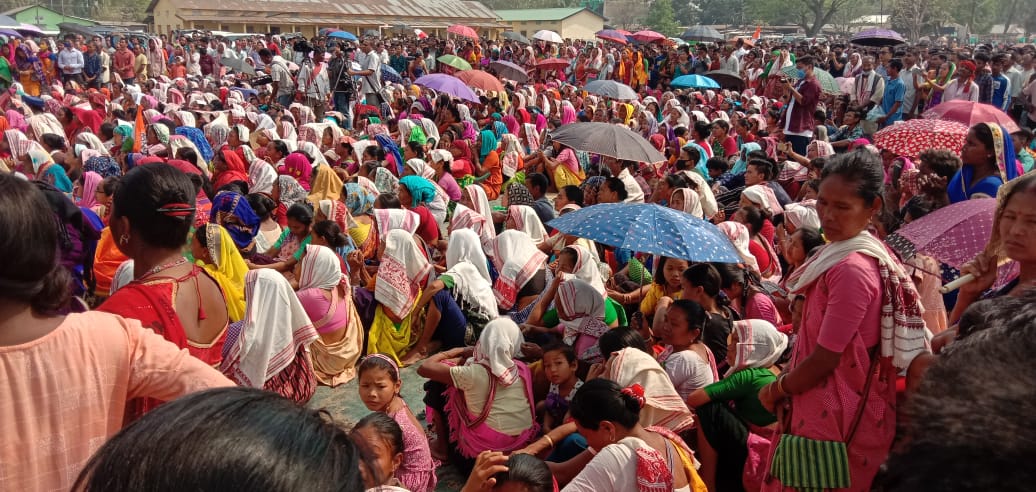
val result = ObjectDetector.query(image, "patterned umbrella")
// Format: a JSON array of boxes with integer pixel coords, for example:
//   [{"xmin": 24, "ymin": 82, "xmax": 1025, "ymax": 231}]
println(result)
[
  {"xmin": 872, "ymin": 118, "xmax": 969, "ymax": 159},
  {"xmin": 632, "ymin": 30, "xmax": 666, "ymax": 43},
  {"xmin": 455, "ymin": 70, "xmax": 504, "ymax": 92},
  {"xmin": 885, "ymin": 198, "xmax": 996, "ymax": 268},
  {"xmin": 548, "ymin": 203, "xmax": 741, "ymax": 263},
  {"xmin": 413, "ymin": 74, "xmax": 479, "ymax": 103},
  {"xmin": 549, "ymin": 122, "xmax": 665, "ymax": 162},
  {"xmin": 488, "ymin": 60, "xmax": 529, "ymax": 83},
  {"xmin": 596, "ymin": 29, "xmax": 628, "ymax": 44},
  {"xmin": 380, "ymin": 64, "xmax": 403, "ymax": 84},
  {"xmin": 670, "ymin": 74, "xmax": 720, "ymax": 89},
  {"xmin": 780, "ymin": 66, "xmax": 842, "ymax": 95},
  {"xmin": 922, "ymin": 100, "xmax": 1021, "ymax": 133},
  {"xmin": 437, "ymin": 54, "xmax": 472, "ymax": 71},
  {"xmin": 583, "ymin": 79, "xmax": 638, "ymax": 100},
  {"xmin": 447, "ymin": 24, "xmax": 478, "ymax": 40},
  {"xmin": 851, "ymin": 28, "xmax": 906, "ymax": 47}
]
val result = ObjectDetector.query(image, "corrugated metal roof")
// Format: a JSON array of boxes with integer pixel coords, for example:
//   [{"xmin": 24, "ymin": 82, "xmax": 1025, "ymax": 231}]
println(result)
[
  {"xmin": 153, "ymin": 0, "xmax": 500, "ymax": 23},
  {"xmin": 495, "ymin": 7, "xmax": 603, "ymax": 22}
]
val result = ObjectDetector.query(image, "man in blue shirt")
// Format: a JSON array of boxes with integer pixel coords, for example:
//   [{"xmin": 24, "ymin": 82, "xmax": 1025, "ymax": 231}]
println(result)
[
  {"xmin": 990, "ymin": 53, "xmax": 1012, "ymax": 111},
  {"xmin": 878, "ymin": 59, "xmax": 905, "ymax": 128}
]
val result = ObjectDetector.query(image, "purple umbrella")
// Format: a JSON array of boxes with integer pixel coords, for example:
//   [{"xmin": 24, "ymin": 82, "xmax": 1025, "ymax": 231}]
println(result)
[
  {"xmin": 0, "ymin": 29, "xmax": 22, "ymax": 39},
  {"xmin": 413, "ymin": 74, "xmax": 479, "ymax": 103},
  {"xmin": 851, "ymin": 28, "xmax": 906, "ymax": 47}
]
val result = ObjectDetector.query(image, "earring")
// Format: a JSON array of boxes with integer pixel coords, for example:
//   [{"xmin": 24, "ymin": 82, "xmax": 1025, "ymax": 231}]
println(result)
[{"xmin": 119, "ymin": 234, "xmax": 129, "ymax": 246}]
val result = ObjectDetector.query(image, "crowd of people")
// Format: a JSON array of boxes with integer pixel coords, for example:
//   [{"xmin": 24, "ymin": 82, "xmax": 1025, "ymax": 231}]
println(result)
[{"xmin": 1, "ymin": 27, "xmax": 1035, "ymax": 492}]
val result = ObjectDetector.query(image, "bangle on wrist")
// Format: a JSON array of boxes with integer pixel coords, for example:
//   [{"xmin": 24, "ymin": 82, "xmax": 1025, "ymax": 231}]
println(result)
[
  {"xmin": 776, "ymin": 373, "xmax": 788, "ymax": 396},
  {"xmin": 543, "ymin": 435, "xmax": 555, "ymax": 449}
]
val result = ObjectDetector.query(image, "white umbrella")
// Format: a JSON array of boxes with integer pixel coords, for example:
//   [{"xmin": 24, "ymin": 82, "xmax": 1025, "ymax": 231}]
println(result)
[
  {"xmin": 583, "ymin": 80, "xmax": 638, "ymax": 100},
  {"xmin": 533, "ymin": 30, "xmax": 563, "ymax": 44}
]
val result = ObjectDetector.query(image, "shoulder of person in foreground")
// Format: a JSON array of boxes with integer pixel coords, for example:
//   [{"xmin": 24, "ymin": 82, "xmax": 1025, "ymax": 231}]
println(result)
[{"xmin": 76, "ymin": 310, "xmax": 233, "ymax": 399}]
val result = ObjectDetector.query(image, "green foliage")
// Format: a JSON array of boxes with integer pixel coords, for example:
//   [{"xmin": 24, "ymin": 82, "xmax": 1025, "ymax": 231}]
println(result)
[{"xmin": 645, "ymin": 0, "xmax": 680, "ymax": 36}]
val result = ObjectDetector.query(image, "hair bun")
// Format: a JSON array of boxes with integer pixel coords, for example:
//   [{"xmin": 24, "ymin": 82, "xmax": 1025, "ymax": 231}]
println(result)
[{"xmin": 620, "ymin": 383, "xmax": 646, "ymax": 409}]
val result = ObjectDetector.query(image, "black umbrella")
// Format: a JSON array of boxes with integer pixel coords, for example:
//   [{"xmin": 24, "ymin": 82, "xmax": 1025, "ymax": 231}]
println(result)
[
  {"xmin": 502, "ymin": 31, "xmax": 530, "ymax": 44},
  {"xmin": 850, "ymin": 28, "xmax": 906, "ymax": 47},
  {"xmin": 550, "ymin": 122, "xmax": 665, "ymax": 163},
  {"xmin": 681, "ymin": 25, "xmax": 723, "ymax": 43},
  {"xmin": 488, "ymin": 60, "xmax": 529, "ymax": 83},
  {"xmin": 704, "ymin": 70, "xmax": 745, "ymax": 91}
]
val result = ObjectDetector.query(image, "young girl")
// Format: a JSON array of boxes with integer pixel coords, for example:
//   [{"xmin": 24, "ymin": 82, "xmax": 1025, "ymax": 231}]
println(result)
[
  {"xmin": 537, "ymin": 344, "xmax": 582, "ymax": 434},
  {"xmin": 349, "ymin": 412, "xmax": 408, "ymax": 491},
  {"xmin": 357, "ymin": 354, "xmax": 438, "ymax": 492}
]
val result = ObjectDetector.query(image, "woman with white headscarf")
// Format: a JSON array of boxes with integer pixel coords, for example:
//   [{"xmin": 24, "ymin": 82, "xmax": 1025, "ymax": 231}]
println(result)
[
  {"xmin": 296, "ymin": 245, "xmax": 365, "ymax": 386},
  {"xmin": 417, "ymin": 318, "xmax": 539, "ymax": 463},
  {"xmin": 220, "ymin": 269, "xmax": 319, "ymax": 403}
]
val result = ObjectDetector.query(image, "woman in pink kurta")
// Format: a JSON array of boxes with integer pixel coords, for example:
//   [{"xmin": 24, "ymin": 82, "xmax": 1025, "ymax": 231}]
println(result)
[{"xmin": 756, "ymin": 152, "xmax": 929, "ymax": 492}]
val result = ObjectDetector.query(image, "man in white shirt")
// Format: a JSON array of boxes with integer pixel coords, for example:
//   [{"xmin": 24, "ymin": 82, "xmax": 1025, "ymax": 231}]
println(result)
[
  {"xmin": 899, "ymin": 51, "xmax": 923, "ymax": 118},
  {"xmin": 295, "ymin": 43, "xmax": 330, "ymax": 119},
  {"xmin": 57, "ymin": 39, "xmax": 85, "ymax": 87},
  {"xmin": 606, "ymin": 157, "xmax": 645, "ymax": 203},
  {"xmin": 356, "ymin": 39, "xmax": 383, "ymax": 106},
  {"xmin": 720, "ymin": 45, "xmax": 739, "ymax": 73},
  {"xmin": 1007, "ymin": 54, "xmax": 1033, "ymax": 121},
  {"xmin": 852, "ymin": 56, "xmax": 885, "ymax": 112}
]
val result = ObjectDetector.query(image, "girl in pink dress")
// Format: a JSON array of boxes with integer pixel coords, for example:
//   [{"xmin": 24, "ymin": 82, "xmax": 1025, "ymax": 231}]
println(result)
[
  {"xmin": 756, "ymin": 152, "xmax": 929, "ymax": 491},
  {"xmin": 357, "ymin": 354, "xmax": 438, "ymax": 492}
]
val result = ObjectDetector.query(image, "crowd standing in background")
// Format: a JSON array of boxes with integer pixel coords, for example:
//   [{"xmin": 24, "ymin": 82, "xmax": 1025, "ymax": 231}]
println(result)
[{"xmin": 1, "ymin": 27, "xmax": 1035, "ymax": 492}]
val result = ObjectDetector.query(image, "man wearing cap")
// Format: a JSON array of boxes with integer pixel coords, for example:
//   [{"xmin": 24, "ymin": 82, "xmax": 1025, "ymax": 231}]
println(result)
[{"xmin": 57, "ymin": 37, "xmax": 85, "ymax": 87}]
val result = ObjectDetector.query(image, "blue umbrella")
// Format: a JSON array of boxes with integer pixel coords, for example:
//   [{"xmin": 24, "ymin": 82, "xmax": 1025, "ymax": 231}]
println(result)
[
  {"xmin": 671, "ymin": 74, "xmax": 720, "ymax": 89},
  {"xmin": 547, "ymin": 203, "xmax": 741, "ymax": 263},
  {"xmin": 381, "ymin": 64, "xmax": 403, "ymax": 84},
  {"xmin": 328, "ymin": 31, "xmax": 358, "ymax": 42}
]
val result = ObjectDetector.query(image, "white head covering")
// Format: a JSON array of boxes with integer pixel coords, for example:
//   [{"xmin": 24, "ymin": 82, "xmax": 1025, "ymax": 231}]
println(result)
[
  {"xmin": 249, "ymin": 161, "xmax": 278, "ymax": 195},
  {"xmin": 717, "ymin": 221, "xmax": 760, "ymax": 273},
  {"xmin": 560, "ymin": 244, "xmax": 606, "ymax": 294},
  {"xmin": 489, "ymin": 230, "xmax": 547, "ymax": 310},
  {"xmin": 110, "ymin": 259, "xmax": 136, "ymax": 295},
  {"xmin": 506, "ymin": 205, "xmax": 547, "ymax": 245},
  {"xmin": 375, "ymin": 229, "xmax": 433, "ymax": 318},
  {"xmin": 741, "ymin": 184, "xmax": 784, "ymax": 215},
  {"xmin": 725, "ymin": 319, "xmax": 788, "ymax": 377},
  {"xmin": 221, "ymin": 269, "xmax": 318, "ymax": 388},
  {"xmin": 446, "ymin": 228, "xmax": 491, "ymax": 281},
  {"xmin": 556, "ymin": 277, "xmax": 609, "ymax": 362},
  {"xmin": 443, "ymin": 261, "xmax": 499, "ymax": 322},
  {"xmin": 470, "ymin": 318, "xmax": 524, "ymax": 385},
  {"xmin": 679, "ymin": 170, "xmax": 718, "ymax": 219},
  {"xmin": 406, "ymin": 158, "xmax": 436, "ymax": 179},
  {"xmin": 298, "ymin": 244, "xmax": 347, "ymax": 290},
  {"xmin": 670, "ymin": 188, "xmax": 703, "ymax": 219},
  {"xmin": 784, "ymin": 201, "xmax": 820, "ymax": 231}
]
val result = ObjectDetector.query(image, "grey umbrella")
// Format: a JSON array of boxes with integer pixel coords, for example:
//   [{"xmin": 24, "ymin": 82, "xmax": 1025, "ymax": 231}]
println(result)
[
  {"xmin": 550, "ymin": 123, "xmax": 665, "ymax": 163},
  {"xmin": 488, "ymin": 60, "xmax": 529, "ymax": 83},
  {"xmin": 583, "ymin": 80, "xmax": 639, "ymax": 100},
  {"xmin": 681, "ymin": 25, "xmax": 723, "ymax": 42},
  {"xmin": 501, "ymin": 31, "xmax": 530, "ymax": 44},
  {"xmin": 704, "ymin": 70, "xmax": 745, "ymax": 91}
]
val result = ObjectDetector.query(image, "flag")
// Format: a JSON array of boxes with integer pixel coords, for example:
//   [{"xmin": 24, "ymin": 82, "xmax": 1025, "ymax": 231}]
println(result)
[
  {"xmin": 752, "ymin": 26, "xmax": 761, "ymax": 40},
  {"xmin": 132, "ymin": 104, "xmax": 145, "ymax": 153}
]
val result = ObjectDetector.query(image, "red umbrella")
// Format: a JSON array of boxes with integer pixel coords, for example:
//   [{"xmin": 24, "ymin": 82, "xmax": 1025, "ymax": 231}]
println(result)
[
  {"xmin": 872, "ymin": 118, "xmax": 969, "ymax": 159},
  {"xmin": 454, "ymin": 69, "xmax": 505, "ymax": 93},
  {"xmin": 536, "ymin": 58, "xmax": 571, "ymax": 70},
  {"xmin": 632, "ymin": 30, "xmax": 666, "ymax": 43},
  {"xmin": 615, "ymin": 29, "xmax": 633, "ymax": 36},
  {"xmin": 922, "ymin": 100, "xmax": 1020, "ymax": 133},
  {"xmin": 447, "ymin": 24, "xmax": 478, "ymax": 40},
  {"xmin": 595, "ymin": 29, "xmax": 628, "ymax": 44}
]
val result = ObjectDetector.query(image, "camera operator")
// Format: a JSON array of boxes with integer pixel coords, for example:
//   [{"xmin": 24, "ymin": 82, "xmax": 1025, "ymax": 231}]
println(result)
[{"xmin": 328, "ymin": 43, "xmax": 360, "ymax": 129}]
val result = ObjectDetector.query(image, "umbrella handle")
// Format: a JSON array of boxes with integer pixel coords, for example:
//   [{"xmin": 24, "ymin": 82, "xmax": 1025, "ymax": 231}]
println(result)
[{"xmin": 939, "ymin": 258, "xmax": 1010, "ymax": 294}]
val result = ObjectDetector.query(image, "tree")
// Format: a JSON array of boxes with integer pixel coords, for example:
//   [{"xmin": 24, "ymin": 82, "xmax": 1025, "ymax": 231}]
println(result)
[
  {"xmin": 792, "ymin": 0, "xmax": 853, "ymax": 36},
  {"xmin": 645, "ymin": 0, "xmax": 681, "ymax": 36},
  {"xmin": 891, "ymin": 0, "xmax": 952, "ymax": 40}
]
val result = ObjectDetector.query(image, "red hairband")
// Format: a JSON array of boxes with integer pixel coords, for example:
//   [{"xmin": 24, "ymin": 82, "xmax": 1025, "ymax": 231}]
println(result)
[
  {"xmin": 621, "ymin": 383, "xmax": 646, "ymax": 409},
  {"xmin": 155, "ymin": 203, "xmax": 195, "ymax": 217}
]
